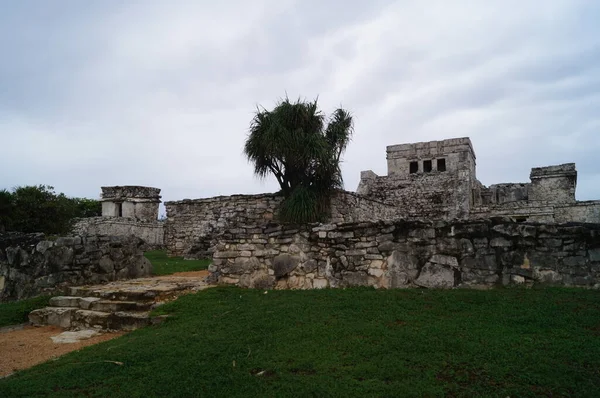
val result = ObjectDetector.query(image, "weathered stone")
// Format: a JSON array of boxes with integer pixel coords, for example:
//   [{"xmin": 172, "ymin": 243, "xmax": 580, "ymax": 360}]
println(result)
[
  {"xmin": 312, "ymin": 278, "xmax": 328, "ymax": 289},
  {"xmin": 414, "ymin": 263, "xmax": 455, "ymax": 289},
  {"xmin": 428, "ymin": 254, "xmax": 457, "ymax": 268},
  {"xmin": 98, "ymin": 256, "xmax": 115, "ymax": 273},
  {"xmin": 490, "ymin": 237, "xmax": 512, "ymax": 248},
  {"xmin": 273, "ymin": 254, "xmax": 299, "ymax": 278}
]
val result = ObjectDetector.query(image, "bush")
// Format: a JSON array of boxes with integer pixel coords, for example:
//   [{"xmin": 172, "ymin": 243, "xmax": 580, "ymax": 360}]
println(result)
[{"xmin": 0, "ymin": 185, "xmax": 101, "ymax": 235}]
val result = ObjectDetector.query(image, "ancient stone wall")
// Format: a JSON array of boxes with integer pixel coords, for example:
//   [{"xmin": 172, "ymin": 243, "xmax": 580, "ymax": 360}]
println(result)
[
  {"xmin": 72, "ymin": 217, "xmax": 164, "ymax": 249},
  {"xmin": 164, "ymin": 194, "xmax": 283, "ymax": 258},
  {"xmin": 210, "ymin": 219, "xmax": 600, "ymax": 290},
  {"xmin": 0, "ymin": 232, "xmax": 152, "ymax": 301},
  {"xmin": 164, "ymin": 191, "xmax": 401, "ymax": 258}
]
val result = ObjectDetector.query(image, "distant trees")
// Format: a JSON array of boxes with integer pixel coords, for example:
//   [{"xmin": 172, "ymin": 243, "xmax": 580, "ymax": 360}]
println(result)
[
  {"xmin": 244, "ymin": 97, "xmax": 353, "ymax": 223},
  {"xmin": 0, "ymin": 185, "xmax": 101, "ymax": 235}
]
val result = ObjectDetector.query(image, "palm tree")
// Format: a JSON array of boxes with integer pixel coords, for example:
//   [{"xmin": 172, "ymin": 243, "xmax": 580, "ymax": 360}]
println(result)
[{"xmin": 244, "ymin": 97, "xmax": 353, "ymax": 223}]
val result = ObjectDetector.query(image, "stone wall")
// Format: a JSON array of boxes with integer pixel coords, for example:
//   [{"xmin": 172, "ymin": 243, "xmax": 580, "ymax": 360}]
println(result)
[
  {"xmin": 165, "ymin": 191, "xmax": 401, "ymax": 258},
  {"xmin": 72, "ymin": 217, "xmax": 164, "ymax": 249},
  {"xmin": 165, "ymin": 194, "xmax": 283, "ymax": 258},
  {"xmin": 471, "ymin": 200, "xmax": 600, "ymax": 224},
  {"xmin": 0, "ymin": 232, "xmax": 152, "ymax": 301},
  {"xmin": 210, "ymin": 219, "xmax": 600, "ymax": 290}
]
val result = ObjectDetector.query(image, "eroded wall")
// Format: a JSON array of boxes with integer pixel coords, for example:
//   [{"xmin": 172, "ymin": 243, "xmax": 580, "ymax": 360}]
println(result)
[
  {"xmin": 210, "ymin": 219, "xmax": 600, "ymax": 290},
  {"xmin": 164, "ymin": 191, "xmax": 402, "ymax": 258},
  {"xmin": 72, "ymin": 217, "xmax": 164, "ymax": 248},
  {"xmin": 0, "ymin": 232, "xmax": 152, "ymax": 301}
]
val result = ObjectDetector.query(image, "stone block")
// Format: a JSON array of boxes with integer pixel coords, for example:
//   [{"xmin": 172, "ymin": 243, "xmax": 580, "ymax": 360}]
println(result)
[
  {"xmin": 414, "ymin": 263, "xmax": 455, "ymax": 289},
  {"xmin": 490, "ymin": 237, "xmax": 512, "ymax": 248},
  {"xmin": 273, "ymin": 254, "xmax": 300, "ymax": 277},
  {"xmin": 429, "ymin": 254, "xmax": 459, "ymax": 268}
]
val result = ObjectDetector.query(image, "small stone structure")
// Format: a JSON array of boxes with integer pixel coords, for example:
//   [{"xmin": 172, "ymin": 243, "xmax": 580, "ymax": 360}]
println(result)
[
  {"xmin": 100, "ymin": 186, "xmax": 161, "ymax": 222},
  {"xmin": 210, "ymin": 219, "xmax": 600, "ymax": 289},
  {"xmin": 357, "ymin": 137, "xmax": 600, "ymax": 223},
  {"xmin": 0, "ymin": 232, "xmax": 152, "ymax": 301},
  {"xmin": 73, "ymin": 186, "xmax": 165, "ymax": 248}
]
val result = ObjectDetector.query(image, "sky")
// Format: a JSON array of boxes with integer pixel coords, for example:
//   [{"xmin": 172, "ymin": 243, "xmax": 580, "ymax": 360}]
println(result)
[{"xmin": 1, "ymin": 0, "xmax": 599, "ymax": 213}]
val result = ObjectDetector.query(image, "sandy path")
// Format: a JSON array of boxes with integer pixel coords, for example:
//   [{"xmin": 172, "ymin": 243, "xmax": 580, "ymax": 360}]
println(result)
[{"xmin": 0, "ymin": 325, "xmax": 124, "ymax": 378}]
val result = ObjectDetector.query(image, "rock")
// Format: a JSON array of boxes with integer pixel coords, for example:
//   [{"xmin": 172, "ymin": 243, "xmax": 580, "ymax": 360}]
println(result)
[
  {"xmin": 51, "ymin": 329, "xmax": 101, "ymax": 344},
  {"xmin": 490, "ymin": 237, "xmax": 512, "ymax": 248},
  {"xmin": 98, "ymin": 256, "xmax": 114, "ymax": 273},
  {"xmin": 429, "ymin": 254, "xmax": 459, "ymax": 268},
  {"xmin": 273, "ymin": 254, "xmax": 299, "ymax": 278},
  {"xmin": 414, "ymin": 263, "xmax": 455, "ymax": 289},
  {"xmin": 312, "ymin": 278, "xmax": 328, "ymax": 289},
  {"xmin": 49, "ymin": 296, "xmax": 81, "ymax": 307}
]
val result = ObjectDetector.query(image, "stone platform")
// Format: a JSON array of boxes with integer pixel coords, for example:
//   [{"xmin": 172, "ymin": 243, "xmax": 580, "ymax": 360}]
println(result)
[{"xmin": 29, "ymin": 273, "xmax": 212, "ymax": 331}]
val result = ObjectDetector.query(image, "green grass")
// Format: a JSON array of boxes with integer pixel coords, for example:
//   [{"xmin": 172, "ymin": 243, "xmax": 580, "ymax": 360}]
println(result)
[
  {"xmin": 144, "ymin": 250, "xmax": 210, "ymax": 276},
  {"xmin": 1, "ymin": 287, "xmax": 599, "ymax": 397},
  {"xmin": 0, "ymin": 295, "xmax": 51, "ymax": 328}
]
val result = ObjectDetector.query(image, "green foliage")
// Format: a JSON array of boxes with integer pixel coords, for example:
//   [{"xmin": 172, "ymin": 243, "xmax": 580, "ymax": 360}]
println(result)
[
  {"xmin": 144, "ymin": 250, "xmax": 210, "ymax": 276},
  {"xmin": 0, "ymin": 185, "xmax": 101, "ymax": 235},
  {"xmin": 0, "ymin": 295, "xmax": 51, "ymax": 328},
  {"xmin": 0, "ymin": 189, "xmax": 14, "ymax": 231},
  {"xmin": 72, "ymin": 197, "xmax": 102, "ymax": 218},
  {"xmin": 244, "ymin": 97, "xmax": 353, "ymax": 223},
  {"xmin": 2, "ymin": 288, "xmax": 600, "ymax": 396}
]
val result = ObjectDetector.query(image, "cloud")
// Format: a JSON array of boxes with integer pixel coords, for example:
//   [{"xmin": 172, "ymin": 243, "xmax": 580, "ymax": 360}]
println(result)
[{"xmin": 1, "ymin": 0, "xmax": 599, "ymax": 208}]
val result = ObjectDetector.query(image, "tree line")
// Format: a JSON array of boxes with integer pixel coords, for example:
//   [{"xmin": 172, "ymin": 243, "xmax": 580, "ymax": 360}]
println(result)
[{"xmin": 0, "ymin": 185, "xmax": 101, "ymax": 235}]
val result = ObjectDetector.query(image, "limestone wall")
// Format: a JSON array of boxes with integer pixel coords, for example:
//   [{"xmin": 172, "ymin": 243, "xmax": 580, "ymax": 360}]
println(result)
[
  {"xmin": 72, "ymin": 217, "xmax": 164, "ymax": 248},
  {"xmin": 164, "ymin": 194, "xmax": 283, "ymax": 258},
  {"xmin": 0, "ymin": 232, "xmax": 152, "ymax": 301},
  {"xmin": 471, "ymin": 200, "xmax": 600, "ymax": 224},
  {"xmin": 210, "ymin": 219, "xmax": 600, "ymax": 290},
  {"xmin": 164, "ymin": 191, "xmax": 401, "ymax": 258}
]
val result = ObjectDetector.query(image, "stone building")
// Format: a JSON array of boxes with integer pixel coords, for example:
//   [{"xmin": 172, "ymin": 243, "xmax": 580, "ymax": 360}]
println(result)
[
  {"xmin": 357, "ymin": 137, "xmax": 600, "ymax": 223},
  {"xmin": 72, "ymin": 186, "xmax": 165, "ymax": 248},
  {"xmin": 100, "ymin": 186, "xmax": 161, "ymax": 222}
]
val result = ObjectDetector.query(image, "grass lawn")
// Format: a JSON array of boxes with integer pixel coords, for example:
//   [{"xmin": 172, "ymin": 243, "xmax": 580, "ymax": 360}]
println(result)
[
  {"xmin": 0, "ymin": 295, "xmax": 51, "ymax": 328},
  {"xmin": 144, "ymin": 250, "xmax": 210, "ymax": 276},
  {"xmin": 1, "ymin": 287, "xmax": 599, "ymax": 397}
]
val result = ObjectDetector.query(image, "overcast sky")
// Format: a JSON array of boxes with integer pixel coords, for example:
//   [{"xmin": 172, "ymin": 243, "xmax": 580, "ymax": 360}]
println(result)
[{"xmin": 1, "ymin": 0, "xmax": 599, "ymax": 212}]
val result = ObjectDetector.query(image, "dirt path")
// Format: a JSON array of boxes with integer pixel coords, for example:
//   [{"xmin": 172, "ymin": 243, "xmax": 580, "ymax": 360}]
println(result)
[
  {"xmin": 0, "ymin": 270, "xmax": 211, "ymax": 378},
  {"xmin": 0, "ymin": 325, "xmax": 124, "ymax": 378}
]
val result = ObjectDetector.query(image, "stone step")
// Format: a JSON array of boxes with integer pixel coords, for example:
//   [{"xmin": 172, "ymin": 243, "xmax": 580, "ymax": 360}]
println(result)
[
  {"xmin": 29, "ymin": 307, "xmax": 163, "ymax": 331},
  {"xmin": 49, "ymin": 296, "xmax": 154, "ymax": 312},
  {"xmin": 68, "ymin": 286, "xmax": 160, "ymax": 302}
]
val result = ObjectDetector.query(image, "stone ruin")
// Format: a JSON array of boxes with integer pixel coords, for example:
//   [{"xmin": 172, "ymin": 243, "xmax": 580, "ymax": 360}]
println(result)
[
  {"xmin": 62, "ymin": 137, "xmax": 600, "ymax": 290},
  {"xmin": 72, "ymin": 186, "xmax": 165, "ymax": 248},
  {"xmin": 100, "ymin": 186, "xmax": 161, "ymax": 222},
  {"xmin": 357, "ymin": 137, "xmax": 600, "ymax": 223}
]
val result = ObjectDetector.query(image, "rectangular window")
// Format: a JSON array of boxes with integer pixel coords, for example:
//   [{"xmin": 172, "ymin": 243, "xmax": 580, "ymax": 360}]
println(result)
[
  {"xmin": 117, "ymin": 203, "xmax": 123, "ymax": 217},
  {"xmin": 409, "ymin": 161, "xmax": 418, "ymax": 174},
  {"xmin": 423, "ymin": 160, "xmax": 432, "ymax": 173},
  {"xmin": 437, "ymin": 158, "xmax": 446, "ymax": 172}
]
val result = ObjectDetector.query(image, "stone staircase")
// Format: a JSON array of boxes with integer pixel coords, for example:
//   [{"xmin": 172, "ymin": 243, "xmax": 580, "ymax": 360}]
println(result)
[{"xmin": 29, "ymin": 274, "xmax": 211, "ymax": 331}]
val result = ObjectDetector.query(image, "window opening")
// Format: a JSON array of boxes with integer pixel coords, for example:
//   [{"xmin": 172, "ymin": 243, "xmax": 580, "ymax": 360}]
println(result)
[
  {"xmin": 423, "ymin": 160, "xmax": 432, "ymax": 173},
  {"xmin": 409, "ymin": 161, "xmax": 418, "ymax": 174},
  {"xmin": 437, "ymin": 158, "xmax": 446, "ymax": 172}
]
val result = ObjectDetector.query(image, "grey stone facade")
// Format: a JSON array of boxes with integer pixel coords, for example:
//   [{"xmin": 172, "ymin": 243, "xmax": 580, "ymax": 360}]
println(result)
[
  {"xmin": 357, "ymin": 137, "xmax": 600, "ymax": 223},
  {"xmin": 74, "ymin": 186, "xmax": 165, "ymax": 248},
  {"xmin": 164, "ymin": 191, "xmax": 399, "ymax": 258},
  {"xmin": 72, "ymin": 217, "xmax": 164, "ymax": 249},
  {"xmin": 101, "ymin": 186, "xmax": 161, "ymax": 222},
  {"xmin": 0, "ymin": 232, "xmax": 152, "ymax": 301},
  {"xmin": 210, "ymin": 219, "xmax": 600, "ymax": 290}
]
